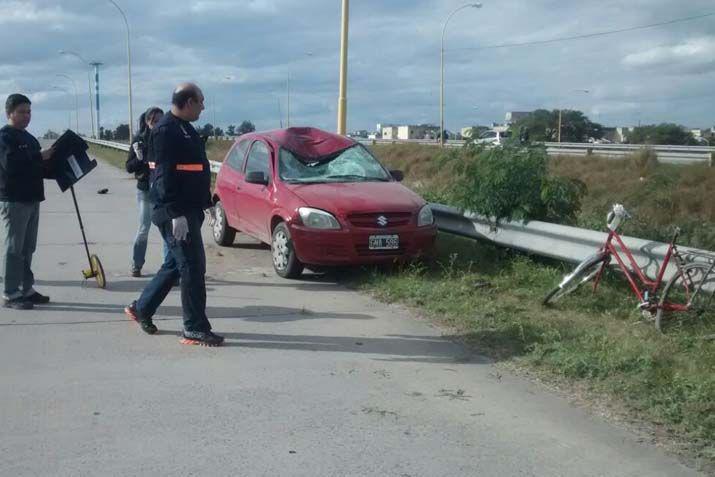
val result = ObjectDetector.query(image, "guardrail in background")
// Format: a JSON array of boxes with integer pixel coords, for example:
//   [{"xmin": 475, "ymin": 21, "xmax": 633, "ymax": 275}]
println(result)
[
  {"xmin": 356, "ymin": 138, "xmax": 714, "ymax": 166},
  {"xmin": 87, "ymin": 137, "xmax": 715, "ymax": 282}
]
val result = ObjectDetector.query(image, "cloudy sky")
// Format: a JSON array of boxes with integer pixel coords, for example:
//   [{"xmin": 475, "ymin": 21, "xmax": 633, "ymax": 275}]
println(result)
[{"xmin": 1, "ymin": 0, "xmax": 714, "ymax": 137}]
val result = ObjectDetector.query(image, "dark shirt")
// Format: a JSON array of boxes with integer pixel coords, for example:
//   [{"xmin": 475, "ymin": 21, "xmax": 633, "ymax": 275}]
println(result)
[
  {"xmin": 0, "ymin": 125, "xmax": 45, "ymax": 202},
  {"xmin": 125, "ymin": 131, "xmax": 152, "ymax": 191},
  {"xmin": 149, "ymin": 112, "xmax": 211, "ymax": 223}
]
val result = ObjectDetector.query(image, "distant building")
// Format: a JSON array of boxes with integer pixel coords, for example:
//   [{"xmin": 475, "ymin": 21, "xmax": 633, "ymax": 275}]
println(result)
[
  {"xmin": 381, "ymin": 124, "xmax": 438, "ymax": 140},
  {"xmin": 348, "ymin": 130, "xmax": 369, "ymax": 139},
  {"xmin": 603, "ymin": 127, "xmax": 634, "ymax": 144},
  {"xmin": 505, "ymin": 111, "xmax": 531, "ymax": 124},
  {"xmin": 381, "ymin": 125, "xmax": 399, "ymax": 140}
]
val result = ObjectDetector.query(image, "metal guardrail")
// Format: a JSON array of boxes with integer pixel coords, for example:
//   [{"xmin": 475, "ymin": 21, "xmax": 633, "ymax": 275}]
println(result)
[
  {"xmin": 87, "ymin": 137, "xmax": 715, "ymax": 282},
  {"xmin": 86, "ymin": 137, "xmax": 222, "ymax": 173},
  {"xmin": 431, "ymin": 204, "xmax": 715, "ymax": 284}
]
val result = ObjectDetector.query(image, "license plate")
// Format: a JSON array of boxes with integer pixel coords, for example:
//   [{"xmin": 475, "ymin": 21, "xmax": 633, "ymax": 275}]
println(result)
[{"xmin": 369, "ymin": 235, "xmax": 399, "ymax": 250}]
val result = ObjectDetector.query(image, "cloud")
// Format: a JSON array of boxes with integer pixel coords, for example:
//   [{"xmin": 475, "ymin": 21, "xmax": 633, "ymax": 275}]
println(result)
[
  {"xmin": 622, "ymin": 37, "xmax": 715, "ymax": 70},
  {"xmin": 0, "ymin": 1, "xmax": 84, "ymax": 26}
]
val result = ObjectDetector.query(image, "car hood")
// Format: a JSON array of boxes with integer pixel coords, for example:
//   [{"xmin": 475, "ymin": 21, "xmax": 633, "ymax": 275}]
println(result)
[{"xmin": 285, "ymin": 181, "xmax": 426, "ymax": 214}]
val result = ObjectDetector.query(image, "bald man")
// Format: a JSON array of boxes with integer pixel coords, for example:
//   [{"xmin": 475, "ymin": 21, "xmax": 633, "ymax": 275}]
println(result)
[{"xmin": 124, "ymin": 83, "xmax": 223, "ymax": 347}]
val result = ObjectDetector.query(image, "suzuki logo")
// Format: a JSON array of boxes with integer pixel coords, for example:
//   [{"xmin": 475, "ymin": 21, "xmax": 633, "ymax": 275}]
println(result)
[{"xmin": 377, "ymin": 215, "xmax": 388, "ymax": 227}]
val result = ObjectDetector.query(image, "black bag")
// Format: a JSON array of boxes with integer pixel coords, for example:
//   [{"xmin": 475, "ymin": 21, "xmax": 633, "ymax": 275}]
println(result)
[{"xmin": 48, "ymin": 130, "xmax": 98, "ymax": 192}]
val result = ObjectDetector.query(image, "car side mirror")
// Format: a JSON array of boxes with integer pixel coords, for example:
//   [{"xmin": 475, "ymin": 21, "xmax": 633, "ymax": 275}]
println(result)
[
  {"xmin": 245, "ymin": 171, "xmax": 269, "ymax": 186},
  {"xmin": 390, "ymin": 170, "xmax": 404, "ymax": 182}
]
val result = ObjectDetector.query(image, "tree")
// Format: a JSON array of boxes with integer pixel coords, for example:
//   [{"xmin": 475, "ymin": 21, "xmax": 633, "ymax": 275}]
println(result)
[
  {"xmin": 237, "ymin": 120, "xmax": 256, "ymax": 135},
  {"xmin": 197, "ymin": 123, "xmax": 214, "ymax": 137},
  {"xmin": 626, "ymin": 123, "xmax": 698, "ymax": 146},
  {"xmin": 99, "ymin": 127, "xmax": 112, "ymax": 140},
  {"xmin": 511, "ymin": 109, "xmax": 604, "ymax": 143},
  {"xmin": 114, "ymin": 124, "xmax": 130, "ymax": 141},
  {"xmin": 43, "ymin": 130, "xmax": 59, "ymax": 140},
  {"xmin": 214, "ymin": 127, "xmax": 224, "ymax": 137},
  {"xmin": 226, "ymin": 124, "xmax": 236, "ymax": 136}
]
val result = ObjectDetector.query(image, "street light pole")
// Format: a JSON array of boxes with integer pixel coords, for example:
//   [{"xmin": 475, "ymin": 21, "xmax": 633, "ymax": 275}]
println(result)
[
  {"xmin": 56, "ymin": 74, "xmax": 79, "ymax": 132},
  {"xmin": 108, "ymin": 0, "xmax": 134, "ymax": 144},
  {"xmin": 59, "ymin": 50, "xmax": 96, "ymax": 138},
  {"xmin": 337, "ymin": 0, "xmax": 349, "ymax": 135},
  {"xmin": 440, "ymin": 3, "xmax": 482, "ymax": 147}
]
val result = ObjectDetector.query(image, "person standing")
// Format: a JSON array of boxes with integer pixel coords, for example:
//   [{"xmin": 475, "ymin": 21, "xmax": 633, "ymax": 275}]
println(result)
[
  {"xmin": 124, "ymin": 83, "xmax": 223, "ymax": 347},
  {"xmin": 125, "ymin": 106, "xmax": 165, "ymax": 277},
  {"xmin": 0, "ymin": 94, "xmax": 54, "ymax": 310}
]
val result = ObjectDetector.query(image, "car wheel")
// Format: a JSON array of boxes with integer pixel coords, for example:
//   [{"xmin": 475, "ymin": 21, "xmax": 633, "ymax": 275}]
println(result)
[
  {"xmin": 212, "ymin": 200, "xmax": 236, "ymax": 246},
  {"xmin": 271, "ymin": 222, "xmax": 303, "ymax": 279}
]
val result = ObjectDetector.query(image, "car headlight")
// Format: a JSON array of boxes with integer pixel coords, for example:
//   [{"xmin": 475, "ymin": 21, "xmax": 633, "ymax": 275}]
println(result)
[
  {"xmin": 417, "ymin": 205, "xmax": 434, "ymax": 227},
  {"xmin": 298, "ymin": 207, "xmax": 341, "ymax": 230}
]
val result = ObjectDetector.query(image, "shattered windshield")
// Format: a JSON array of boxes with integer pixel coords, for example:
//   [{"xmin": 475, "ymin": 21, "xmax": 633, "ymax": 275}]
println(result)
[{"xmin": 279, "ymin": 145, "xmax": 391, "ymax": 183}]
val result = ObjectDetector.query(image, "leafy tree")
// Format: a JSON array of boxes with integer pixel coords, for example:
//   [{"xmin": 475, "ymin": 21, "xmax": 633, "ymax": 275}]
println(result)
[
  {"xmin": 114, "ymin": 124, "xmax": 130, "ymax": 141},
  {"xmin": 42, "ymin": 130, "xmax": 59, "ymax": 140},
  {"xmin": 196, "ymin": 123, "xmax": 214, "ymax": 136},
  {"xmin": 226, "ymin": 124, "xmax": 236, "ymax": 136},
  {"xmin": 99, "ymin": 127, "xmax": 112, "ymax": 140},
  {"xmin": 237, "ymin": 120, "xmax": 256, "ymax": 135},
  {"xmin": 444, "ymin": 144, "xmax": 586, "ymax": 225},
  {"xmin": 214, "ymin": 127, "xmax": 224, "ymax": 137},
  {"xmin": 626, "ymin": 123, "xmax": 698, "ymax": 145},
  {"xmin": 511, "ymin": 109, "xmax": 604, "ymax": 143}
]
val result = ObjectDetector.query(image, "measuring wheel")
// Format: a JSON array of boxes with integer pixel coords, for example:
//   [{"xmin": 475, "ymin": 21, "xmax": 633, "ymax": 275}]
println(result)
[{"xmin": 82, "ymin": 254, "xmax": 107, "ymax": 289}]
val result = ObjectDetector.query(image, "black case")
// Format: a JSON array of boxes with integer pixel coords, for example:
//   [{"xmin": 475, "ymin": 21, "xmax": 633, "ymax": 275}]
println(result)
[{"xmin": 48, "ymin": 130, "xmax": 98, "ymax": 192}]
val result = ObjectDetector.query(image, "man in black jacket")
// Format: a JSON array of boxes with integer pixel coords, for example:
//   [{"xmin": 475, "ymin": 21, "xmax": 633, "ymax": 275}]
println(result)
[
  {"xmin": 0, "ymin": 94, "xmax": 54, "ymax": 309},
  {"xmin": 124, "ymin": 83, "xmax": 223, "ymax": 347}
]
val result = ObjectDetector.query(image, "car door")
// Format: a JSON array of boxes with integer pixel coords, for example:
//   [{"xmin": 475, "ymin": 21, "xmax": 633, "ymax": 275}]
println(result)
[
  {"xmin": 216, "ymin": 139, "xmax": 250, "ymax": 227},
  {"xmin": 237, "ymin": 140, "xmax": 275, "ymax": 242}
]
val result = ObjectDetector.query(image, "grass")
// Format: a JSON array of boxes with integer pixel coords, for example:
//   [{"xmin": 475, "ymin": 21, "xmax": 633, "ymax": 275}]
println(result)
[{"xmin": 347, "ymin": 234, "xmax": 715, "ymax": 465}]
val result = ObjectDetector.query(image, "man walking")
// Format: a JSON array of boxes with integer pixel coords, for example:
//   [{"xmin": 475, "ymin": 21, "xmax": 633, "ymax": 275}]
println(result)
[
  {"xmin": 124, "ymin": 83, "xmax": 223, "ymax": 347},
  {"xmin": 0, "ymin": 94, "xmax": 54, "ymax": 310}
]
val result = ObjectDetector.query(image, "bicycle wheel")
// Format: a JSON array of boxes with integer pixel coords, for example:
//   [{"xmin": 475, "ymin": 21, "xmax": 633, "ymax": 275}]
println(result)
[
  {"xmin": 90, "ymin": 254, "xmax": 107, "ymax": 289},
  {"xmin": 543, "ymin": 253, "xmax": 608, "ymax": 306},
  {"xmin": 655, "ymin": 263, "xmax": 714, "ymax": 332}
]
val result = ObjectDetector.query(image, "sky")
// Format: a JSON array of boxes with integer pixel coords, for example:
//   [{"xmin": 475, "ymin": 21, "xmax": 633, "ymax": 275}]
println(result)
[{"xmin": 1, "ymin": 0, "xmax": 713, "ymax": 137}]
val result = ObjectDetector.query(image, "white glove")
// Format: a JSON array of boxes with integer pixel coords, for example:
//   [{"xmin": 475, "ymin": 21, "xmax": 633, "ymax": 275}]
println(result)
[
  {"xmin": 172, "ymin": 216, "xmax": 189, "ymax": 241},
  {"xmin": 206, "ymin": 207, "xmax": 216, "ymax": 227}
]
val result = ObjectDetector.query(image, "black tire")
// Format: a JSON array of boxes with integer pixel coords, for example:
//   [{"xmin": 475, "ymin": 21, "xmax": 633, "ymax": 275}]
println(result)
[
  {"xmin": 212, "ymin": 200, "xmax": 236, "ymax": 246},
  {"xmin": 271, "ymin": 222, "xmax": 304, "ymax": 279},
  {"xmin": 543, "ymin": 254, "xmax": 608, "ymax": 306},
  {"xmin": 655, "ymin": 263, "xmax": 714, "ymax": 333}
]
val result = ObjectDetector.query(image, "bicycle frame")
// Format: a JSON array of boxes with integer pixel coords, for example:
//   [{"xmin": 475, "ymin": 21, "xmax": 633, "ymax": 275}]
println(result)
[{"xmin": 592, "ymin": 228, "xmax": 682, "ymax": 309}]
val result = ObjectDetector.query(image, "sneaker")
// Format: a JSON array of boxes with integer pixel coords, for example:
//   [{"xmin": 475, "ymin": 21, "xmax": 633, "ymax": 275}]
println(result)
[
  {"xmin": 4, "ymin": 297, "xmax": 33, "ymax": 310},
  {"xmin": 180, "ymin": 330, "xmax": 224, "ymax": 347},
  {"xmin": 24, "ymin": 291, "xmax": 50, "ymax": 304},
  {"xmin": 124, "ymin": 301, "xmax": 157, "ymax": 335},
  {"xmin": 131, "ymin": 268, "xmax": 141, "ymax": 278}
]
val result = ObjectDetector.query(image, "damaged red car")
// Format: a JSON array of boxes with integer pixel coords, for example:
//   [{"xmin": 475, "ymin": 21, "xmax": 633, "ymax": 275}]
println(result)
[{"xmin": 211, "ymin": 127, "xmax": 437, "ymax": 278}]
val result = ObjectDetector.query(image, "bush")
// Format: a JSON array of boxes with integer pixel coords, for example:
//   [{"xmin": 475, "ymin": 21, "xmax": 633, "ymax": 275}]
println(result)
[{"xmin": 443, "ymin": 144, "xmax": 586, "ymax": 225}]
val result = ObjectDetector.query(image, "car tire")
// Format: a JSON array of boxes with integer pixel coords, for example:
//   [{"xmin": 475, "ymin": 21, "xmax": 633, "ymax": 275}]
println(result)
[
  {"xmin": 212, "ymin": 200, "xmax": 236, "ymax": 246},
  {"xmin": 271, "ymin": 222, "xmax": 304, "ymax": 279}
]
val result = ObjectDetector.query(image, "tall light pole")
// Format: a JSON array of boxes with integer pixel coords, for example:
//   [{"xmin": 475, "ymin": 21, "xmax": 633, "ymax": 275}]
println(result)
[
  {"xmin": 336, "ymin": 0, "xmax": 349, "ymax": 135},
  {"xmin": 52, "ymin": 86, "xmax": 74, "ymax": 131},
  {"xmin": 56, "ymin": 74, "xmax": 80, "ymax": 132},
  {"xmin": 108, "ymin": 0, "xmax": 134, "ymax": 144},
  {"xmin": 59, "ymin": 50, "xmax": 96, "ymax": 138},
  {"xmin": 90, "ymin": 62, "xmax": 103, "ymax": 137},
  {"xmin": 440, "ymin": 3, "xmax": 482, "ymax": 146},
  {"xmin": 558, "ymin": 88, "xmax": 590, "ymax": 143}
]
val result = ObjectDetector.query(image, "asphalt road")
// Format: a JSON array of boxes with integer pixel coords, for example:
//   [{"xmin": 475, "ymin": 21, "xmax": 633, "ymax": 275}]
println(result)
[{"xmin": 0, "ymin": 153, "xmax": 702, "ymax": 476}]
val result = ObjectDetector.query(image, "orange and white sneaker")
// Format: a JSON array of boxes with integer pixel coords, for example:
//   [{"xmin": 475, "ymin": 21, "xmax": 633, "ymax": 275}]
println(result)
[{"xmin": 180, "ymin": 330, "xmax": 224, "ymax": 347}]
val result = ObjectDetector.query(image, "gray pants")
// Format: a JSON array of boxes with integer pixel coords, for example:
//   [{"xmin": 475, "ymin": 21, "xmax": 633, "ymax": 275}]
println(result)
[{"xmin": 0, "ymin": 201, "xmax": 40, "ymax": 300}]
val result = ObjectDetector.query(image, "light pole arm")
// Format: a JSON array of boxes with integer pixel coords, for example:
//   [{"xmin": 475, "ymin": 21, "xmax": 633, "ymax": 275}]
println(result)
[{"xmin": 108, "ymin": 0, "xmax": 134, "ymax": 144}]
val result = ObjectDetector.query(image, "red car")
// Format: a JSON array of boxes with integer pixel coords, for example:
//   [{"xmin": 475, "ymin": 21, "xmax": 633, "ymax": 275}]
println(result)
[{"xmin": 211, "ymin": 127, "xmax": 437, "ymax": 278}]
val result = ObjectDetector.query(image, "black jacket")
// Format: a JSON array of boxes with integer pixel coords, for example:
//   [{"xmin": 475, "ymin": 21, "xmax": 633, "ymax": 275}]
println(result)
[
  {"xmin": 149, "ymin": 112, "xmax": 211, "ymax": 223},
  {"xmin": 0, "ymin": 125, "xmax": 46, "ymax": 202},
  {"xmin": 125, "ymin": 132, "xmax": 152, "ymax": 191}
]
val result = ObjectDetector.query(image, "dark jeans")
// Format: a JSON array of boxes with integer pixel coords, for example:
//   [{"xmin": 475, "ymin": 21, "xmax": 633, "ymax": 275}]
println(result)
[{"xmin": 135, "ymin": 210, "xmax": 211, "ymax": 332}]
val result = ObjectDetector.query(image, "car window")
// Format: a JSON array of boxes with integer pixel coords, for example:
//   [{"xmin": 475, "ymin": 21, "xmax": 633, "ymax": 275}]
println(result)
[
  {"xmin": 279, "ymin": 145, "xmax": 391, "ymax": 183},
  {"xmin": 245, "ymin": 141, "xmax": 271, "ymax": 177},
  {"xmin": 226, "ymin": 140, "xmax": 250, "ymax": 171}
]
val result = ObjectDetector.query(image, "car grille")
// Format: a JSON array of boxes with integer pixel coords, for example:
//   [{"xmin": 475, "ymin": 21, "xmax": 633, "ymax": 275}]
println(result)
[{"xmin": 347, "ymin": 212, "xmax": 412, "ymax": 229}]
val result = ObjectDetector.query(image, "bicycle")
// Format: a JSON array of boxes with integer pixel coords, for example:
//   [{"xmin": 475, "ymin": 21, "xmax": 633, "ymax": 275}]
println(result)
[{"xmin": 543, "ymin": 204, "xmax": 715, "ymax": 332}]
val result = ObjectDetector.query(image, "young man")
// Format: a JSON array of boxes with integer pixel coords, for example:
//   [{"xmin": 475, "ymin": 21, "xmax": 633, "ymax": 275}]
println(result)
[
  {"xmin": 124, "ymin": 83, "xmax": 223, "ymax": 347},
  {"xmin": 0, "ymin": 94, "xmax": 54, "ymax": 309}
]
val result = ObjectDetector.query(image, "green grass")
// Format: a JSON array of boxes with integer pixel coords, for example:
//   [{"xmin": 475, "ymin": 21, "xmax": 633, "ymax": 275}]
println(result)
[
  {"xmin": 347, "ymin": 234, "xmax": 715, "ymax": 464},
  {"xmin": 89, "ymin": 144, "xmax": 126, "ymax": 170}
]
